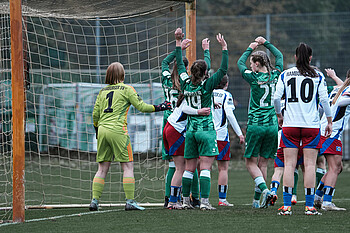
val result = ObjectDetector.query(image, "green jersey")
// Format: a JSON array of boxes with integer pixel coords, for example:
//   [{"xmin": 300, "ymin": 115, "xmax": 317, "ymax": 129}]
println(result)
[
  {"xmin": 161, "ymin": 49, "xmax": 211, "ymax": 121},
  {"xmin": 176, "ymin": 46, "xmax": 228, "ymax": 131},
  {"xmin": 237, "ymin": 41, "xmax": 283, "ymax": 126},
  {"xmin": 93, "ymin": 82, "xmax": 154, "ymax": 132}
]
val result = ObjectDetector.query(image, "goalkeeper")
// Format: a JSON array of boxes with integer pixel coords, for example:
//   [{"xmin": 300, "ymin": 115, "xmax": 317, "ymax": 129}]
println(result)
[{"xmin": 90, "ymin": 61, "xmax": 171, "ymax": 211}]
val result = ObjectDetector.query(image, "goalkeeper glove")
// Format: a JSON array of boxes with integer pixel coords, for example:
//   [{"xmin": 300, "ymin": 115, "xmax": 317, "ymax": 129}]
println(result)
[
  {"xmin": 154, "ymin": 101, "xmax": 171, "ymax": 112},
  {"xmin": 94, "ymin": 126, "xmax": 98, "ymax": 139}
]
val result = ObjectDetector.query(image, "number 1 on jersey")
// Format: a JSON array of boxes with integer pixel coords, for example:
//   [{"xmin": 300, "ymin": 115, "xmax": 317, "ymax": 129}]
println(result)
[{"xmin": 104, "ymin": 91, "xmax": 114, "ymax": 113}]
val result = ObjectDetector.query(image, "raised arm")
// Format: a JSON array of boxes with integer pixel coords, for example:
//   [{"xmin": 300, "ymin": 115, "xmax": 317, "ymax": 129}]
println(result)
[
  {"xmin": 174, "ymin": 28, "xmax": 189, "ymax": 88},
  {"xmin": 204, "ymin": 33, "xmax": 228, "ymax": 92},
  {"xmin": 255, "ymin": 36, "xmax": 283, "ymax": 73},
  {"xmin": 202, "ymin": 38, "xmax": 211, "ymax": 71},
  {"xmin": 325, "ymin": 68, "xmax": 343, "ymax": 87},
  {"xmin": 237, "ymin": 42, "xmax": 258, "ymax": 83}
]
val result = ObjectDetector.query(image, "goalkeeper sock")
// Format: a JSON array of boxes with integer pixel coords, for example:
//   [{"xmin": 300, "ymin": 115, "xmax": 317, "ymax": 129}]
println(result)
[
  {"xmin": 92, "ymin": 176, "xmax": 105, "ymax": 200},
  {"xmin": 316, "ymin": 168, "xmax": 326, "ymax": 187},
  {"xmin": 182, "ymin": 170, "xmax": 193, "ymax": 197},
  {"xmin": 165, "ymin": 162, "xmax": 175, "ymax": 198},
  {"xmin": 123, "ymin": 177, "xmax": 135, "ymax": 200},
  {"xmin": 200, "ymin": 170, "xmax": 211, "ymax": 199},
  {"xmin": 191, "ymin": 169, "xmax": 199, "ymax": 199},
  {"xmin": 292, "ymin": 169, "xmax": 299, "ymax": 195},
  {"xmin": 270, "ymin": 181, "xmax": 279, "ymax": 195}
]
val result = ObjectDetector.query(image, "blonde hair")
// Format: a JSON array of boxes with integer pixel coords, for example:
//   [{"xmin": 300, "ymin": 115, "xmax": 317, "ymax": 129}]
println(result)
[
  {"xmin": 105, "ymin": 62, "xmax": 125, "ymax": 84},
  {"xmin": 332, "ymin": 69, "xmax": 350, "ymax": 105}
]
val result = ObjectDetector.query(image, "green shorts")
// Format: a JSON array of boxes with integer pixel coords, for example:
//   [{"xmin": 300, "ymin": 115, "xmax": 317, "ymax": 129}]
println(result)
[
  {"xmin": 96, "ymin": 126, "xmax": 133, "ymax": 163},
  {"xmin": 244, "ymin": 124, "xmax": 278, "ymax": 159},
  {"xmin": 184, "ymin": 130, "xmax": 218, "ymax": 159}
]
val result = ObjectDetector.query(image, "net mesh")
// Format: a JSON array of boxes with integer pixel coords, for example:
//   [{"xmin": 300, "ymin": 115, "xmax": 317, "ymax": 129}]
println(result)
[{"xmin": 0, "ymin": 0, "xmax": 186, "ymax": 220}]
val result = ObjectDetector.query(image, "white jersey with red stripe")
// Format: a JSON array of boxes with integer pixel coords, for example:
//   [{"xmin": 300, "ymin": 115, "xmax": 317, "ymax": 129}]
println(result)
[
  {"xmin": 167, "ymin": 100, "xmax": 189, "ymax": 134},
  {"xmin": 213, "ymin": 89, "xmax": 242, "ymax": 141},
  {"xmin": 274, "ymin": 67, "xmax": 330, "ymax": 128},
  {"xmin": 320, "ymin": 86, "xmax": 350, "ymax": 140}
]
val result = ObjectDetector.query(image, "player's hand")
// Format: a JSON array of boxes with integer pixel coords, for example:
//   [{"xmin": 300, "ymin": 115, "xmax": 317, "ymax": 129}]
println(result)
[
  {"xmin": 216, "ymin": 33, "xmax": 227, "ymax": 50},
  {"xmin": 198, "ymin": 107, "xmax": 211, "ymax": 116},
  {"xmin": 239, "ymin": 135, "xmax": 245, "ymax": 144},
  {"xmin": 255, "ymin": 36, "xmax": 266, "ymax": 45},
  {"xmin": 181, "ymin": 39, "xmax": 192, "ymax": 50},
  {"xmin": 325, "ymin": 122, "xmax": 332, "ymax": 138},
  {"xmin": 249, "ymin": 42, "xmax": 259, "ymax": 50},
  {"xmin": 325, "ymin": 68, "xmax": 336, "ymax": 79},
  {"xmin": 202, "ymin": 38, "xmax": 210, "ymax": 51},
  {"xmin": 277, "ymin": 114, "xmax": 283, "ymax": 128},
  {"xmin": 214, "ymin": 102, "xmax": 222, "ymax": 109},
  {"xmin": 175, "ymin": 28, "xmax": 184, "ymax": 41},
  {"xmin": 154, "ymin": 101, "xmax": 172, "ymax": 112}
]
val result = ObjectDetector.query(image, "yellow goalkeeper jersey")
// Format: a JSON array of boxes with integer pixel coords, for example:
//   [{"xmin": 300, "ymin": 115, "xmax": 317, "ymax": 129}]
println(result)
[{"xmin": 92, "ymin": 82, "xmax": 155, "ymax": 132}]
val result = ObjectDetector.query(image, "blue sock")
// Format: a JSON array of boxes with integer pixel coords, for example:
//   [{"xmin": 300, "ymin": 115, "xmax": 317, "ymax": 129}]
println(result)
[
  {"xmin": 283, "ymin": 186, "xmax": 293, "ymax": 207},
  {"xmin": 323, "ymin": 186, "xmax": 335, "ymax": 202},
  {"xmin": 315, "ymin": 181, "xmax": 324, "ymax": 197},
  {"xmin": 270, "ymin": 181, "xmax": 280, "ymax": 194},
  {"xmin": 218, "ymin": 185, "xmax": 227, "ymax": 199},
  {"xmin": 170, "ymin": 186, "xmax": 180, "ymax": 203},
  {"xmin": 305, "ymin": 188, "xmax": 315, "ymax": 207},
  {"xmin": 177, "ymin": 186, "xmax": 182, "ymax": 202}
]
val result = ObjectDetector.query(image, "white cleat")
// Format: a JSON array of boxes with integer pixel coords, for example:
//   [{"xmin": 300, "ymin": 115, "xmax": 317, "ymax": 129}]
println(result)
[{"xmin": 321, "ymin": 203, "xmax": 346, "ymax": 211}]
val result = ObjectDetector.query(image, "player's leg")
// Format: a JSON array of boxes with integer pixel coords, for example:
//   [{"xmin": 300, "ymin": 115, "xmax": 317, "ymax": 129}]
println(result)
[
  {"xmin": 90, "ymin": 161, "xmax": 111, "ymax": 211},
  {"xmin": 168, "ymin": 155, "xmax": 185, "ymax": 209},
  {"xmin": 316, "ymin": 155, "xmax": 326, "ymax": 187},
  {"xmin": 199, "ymin": 156, "xmax": 216, "ymax": 210},
  {"xmin": 321, "ymin": 154, "xmax": 345, "ymax": 211},
  {"xmin": 291, "ymin": 168, "xmax": 299, "ymax": 205},
  {"xmin": 190, "ymin": 168, "xmax": 200, "ymax": 207},
  {"xmin": 162, "ymin": 121, "xmax": 175, "ymax": 207},
  {"xmin": 270, "ymin": 166, "xmax": 283, "ymax": 205},
  {"xmin": 216, "ymin": 140, "xmax": 233, "ymax": 206}
]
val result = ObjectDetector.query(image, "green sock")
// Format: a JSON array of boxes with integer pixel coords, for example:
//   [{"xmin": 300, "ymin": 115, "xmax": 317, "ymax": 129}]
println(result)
[
  {"xmin": 316, "ymin": 168, "xmax": 326, "ymax": 187},
  {"xmin": 182, "ymin": 171, "xmax": 193, "ymax": 197},
  {"xmin": 165, "ymin": 163, "xmax": 175, "ymax": 198},
  {"xmin": 293, "ymin": 169, "xmax": 299, "ymax": 195},
  {"xmin": 254, "ymin": 186, "xmax": 262, "ymax": 200},
  {"xmin": 123, "ymin": 177, "xmax": 135, "ymax": 200},
  {"xmin": 191, "ymin": 169, "xmax": 199, "ymax": 199},
  {"xmin": 200, "ymin": 170, "xmax": 211, "ymax": 199},
  {"xmin": 92, "ymin": 176, "xmax": 105, "ymax": 200},
  {"xmin": 258, "ymin": 182, "xmax": 268, "ymax": 192}
]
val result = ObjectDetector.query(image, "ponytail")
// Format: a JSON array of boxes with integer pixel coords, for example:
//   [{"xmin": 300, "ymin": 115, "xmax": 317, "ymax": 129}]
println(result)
[
  {"xmin": 295, "ymin": 43, "xmax": 317, "ymax": 77},
  {"xmin": 332, "ymin": 68, "xmax": 350, "ymax": 105},
  {"xmin": 190, "ymin": 60, "xmax": 207, "ymax": 86},
  {"xmin": 171, "ymin": 56, "xmax": 188, "ymax": 92},
  {"xmin": 251, "ymin": 51, "xmax": 279, "ymax": 83}
]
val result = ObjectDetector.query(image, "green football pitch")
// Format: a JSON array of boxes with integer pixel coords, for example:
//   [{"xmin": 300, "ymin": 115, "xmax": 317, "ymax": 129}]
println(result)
[{"xmin": 1, "ymin": 160, "xmax": 350, "ymax": 232}]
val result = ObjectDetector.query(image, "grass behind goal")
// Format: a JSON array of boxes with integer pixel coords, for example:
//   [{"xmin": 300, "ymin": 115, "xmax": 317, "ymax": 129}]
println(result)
[{"xmin": 1, "ymin": 160, "xmax": 350, "ymax": 232}]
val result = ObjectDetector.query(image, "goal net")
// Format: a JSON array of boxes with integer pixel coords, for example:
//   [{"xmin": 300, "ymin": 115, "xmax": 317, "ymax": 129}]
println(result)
[{"xmin": 0, "ymin": 0, "xmax": 189, "ymax": 220}]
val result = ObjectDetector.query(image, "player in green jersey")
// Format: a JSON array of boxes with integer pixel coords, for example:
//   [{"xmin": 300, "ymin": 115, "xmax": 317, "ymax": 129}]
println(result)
[
  {"xmin": 90, "ymin": 62, "xmax": 171, "ymax": 211},
  {"xmin": 174, "ymin": 27, "xmax": 228, "ymax": 210},
  {"xmin": 237, "ymin": 36, "xmax": 283, "ymax": 208}
]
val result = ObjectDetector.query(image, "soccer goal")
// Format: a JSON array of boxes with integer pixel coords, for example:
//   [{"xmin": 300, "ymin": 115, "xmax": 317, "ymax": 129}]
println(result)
[{"xmin": 0, "ymin": 0, "xmax": 196, "ymax": 222}]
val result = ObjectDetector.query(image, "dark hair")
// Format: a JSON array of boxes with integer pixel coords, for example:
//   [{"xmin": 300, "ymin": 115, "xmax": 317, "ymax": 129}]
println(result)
[
  {"xmin": 215, "ymin": 75, "xmax": 229, "ymax": 89},
  {"xmin": 295, "ymin": 43, "xmax": 317, "ymax": 77},
  {"xmin": 176, "ymin": 93, "xmax": 185, "ymax": 107},
  {"xmin": 332, "ymin": 68, "xmax": 350, "ymax": 105},
  {"xmin": 251, "ymin": 50, "xmax": 279, "ymax": 83},
  {"xmin": 105, "ymin": 62, "xmax": 125, "ymax": 84},
  {"xmin": 171, "ymin": 57, "xmax": 188, "ymax": 91},
  {"xmin": 190, "ymin": 60, "xmax": 207, "ymax": 86}
]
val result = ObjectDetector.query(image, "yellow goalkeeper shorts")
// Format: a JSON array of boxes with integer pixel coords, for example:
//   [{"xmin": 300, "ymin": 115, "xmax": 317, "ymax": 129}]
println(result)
[{"xmin": 96, "ymin": 126, "xmax": 133, "ymax": 163}]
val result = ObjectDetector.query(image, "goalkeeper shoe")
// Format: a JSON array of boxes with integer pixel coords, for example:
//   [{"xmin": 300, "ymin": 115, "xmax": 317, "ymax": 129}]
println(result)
[
  {"xmin": 200, "ymin": 200, "xmax": 216, "ymax": 211},
  {"xmin": 125, "ymin": 199, "xmax": 145, "ymax": 211},
  {"xmin": 321, "ymin": 203, "xmax": 346, "ymax": 211},
  {"xmin": 163, "ymin": 196, "xmax": 169, "ymax": 209},
  {"xmin": 252, "ymin": 199, "xmax": 260, "ymax": 208},
  {"xmin": 89, "ymin": 198, "xmax": 99, "ymax": 211},
  {"xmin": 182, "ymin": 197, "xmax": 194, "ymax": 209},
  {"xmin": 291, "ymin": 195, "xmax": 297, "ymax": 205},
  {"xmin": 305, "ymin": 206, "xmax": 322, "ymax": 215},
  {"xmin": 270, "ymin": 194, "xmax": 278, "ymax": 206},
  {"xmin": 260, "ymin": 189, "xmax": 273, "ymax": 208},
  {"xmin": 314, "ymin": 198, "xmax": 322, "ymax": 209},
  {"xmin": 277, "ymin": 206, "xmax": 292, "ymax": 216},
  {"xmin": 218, "ymin": 200, "xmax": 234, "ymax": 207},
  {"xmin": 167, "ymin": 202, "xmax": 183, "ymax": 210}
]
